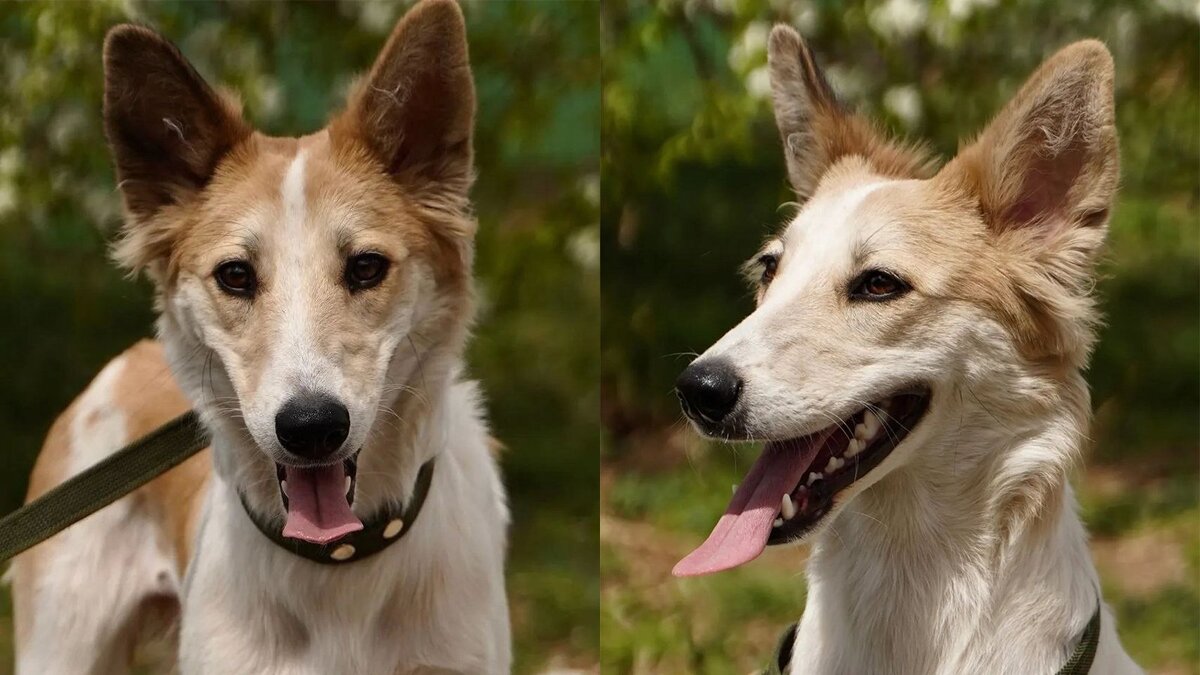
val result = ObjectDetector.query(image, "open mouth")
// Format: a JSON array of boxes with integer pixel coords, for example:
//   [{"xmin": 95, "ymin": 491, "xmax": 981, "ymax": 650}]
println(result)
[
  {"xmin": 275, "ymin": 453, "xmax": 363, "ymax": 545},
  {"xmin": 673, "ymin": 389, "xmax": 931, "ymax": 577}
]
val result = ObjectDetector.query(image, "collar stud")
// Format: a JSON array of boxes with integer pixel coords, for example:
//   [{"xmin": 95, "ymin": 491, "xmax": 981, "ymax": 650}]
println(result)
[{"xmin": 383, "ymin": 518, "xmax": 404, "ymax": 539}]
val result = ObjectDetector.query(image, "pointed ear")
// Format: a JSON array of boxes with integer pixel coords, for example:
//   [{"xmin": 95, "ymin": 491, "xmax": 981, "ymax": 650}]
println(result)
[
  {"xmin": 941, "ymin": 40, "xmax": 1118, "ymax": 242},
  {"xmin": 768, "ymin": 25, "xmax": 933, "ymax": 200},
  {"xmin": 333, "ymin": 0, "xmax": 475, "ymax": 202},
  {"xmin": 103, "ymin": 25, "xmax": 251, "ymax": 221}
]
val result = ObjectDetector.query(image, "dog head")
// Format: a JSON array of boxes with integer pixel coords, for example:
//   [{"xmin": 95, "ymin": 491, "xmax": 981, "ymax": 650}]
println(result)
[
  {"xmin": 674, "ymin": 27, "xmax": 1117, "ymax": 576},
  {"xmin": 103, "ymin": 0, "xmax": 475, "ymax": 543}
]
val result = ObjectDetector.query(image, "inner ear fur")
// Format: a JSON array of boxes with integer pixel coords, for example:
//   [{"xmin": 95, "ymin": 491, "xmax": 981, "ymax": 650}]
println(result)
[
  {"xmin": 331, "ymin": 0, "xmax": 476, "ymax": 207},
  {"xmin": 767, "ymin": 25, "xmax": 935, "ymax": 201}
]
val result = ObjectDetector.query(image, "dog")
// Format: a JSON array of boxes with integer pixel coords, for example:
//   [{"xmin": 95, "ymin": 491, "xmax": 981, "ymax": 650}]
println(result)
[
  {"xmin": 672, "ymin": 26, "xmax": 1142, "ymax": 675},
  {"xmin": 9, "ymin": 1, "xmax": 512, "ymax": 672}
]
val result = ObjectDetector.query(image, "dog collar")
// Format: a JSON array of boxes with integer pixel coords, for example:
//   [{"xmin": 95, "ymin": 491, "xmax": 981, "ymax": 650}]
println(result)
[
  {"xmin": 762, "ymin": 598, "xmax": 1101, "ymax": 675},
  {"xmin": 238, "ymin": 458, "xmax": 435, "ymax": 565}
]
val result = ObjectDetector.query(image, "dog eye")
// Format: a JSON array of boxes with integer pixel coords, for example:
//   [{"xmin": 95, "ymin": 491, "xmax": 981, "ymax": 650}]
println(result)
[
  {"xmin": 850, "ymin": 270, "xmax": 909, "ymax": 301},
  {"xmin": 758, "ymin": 253, "xmax": 779, "ymax": 285},
  {"xmin": 346, "ymin": 253, "xmax": 390, "ymax": 291},
  {"xmin": 214, "ymin": 261, "xmax": 256, "ymax": 297}
]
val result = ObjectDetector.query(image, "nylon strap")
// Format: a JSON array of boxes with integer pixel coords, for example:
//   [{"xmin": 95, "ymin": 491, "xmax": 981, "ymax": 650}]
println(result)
[
  {"xmin": 238, "ymin": 457, "xmax": 436, "ymax": 565},
  {"xmin": 1058, "ymin": 598, "xmax": 1102, "ymax": 675},
  {"xmin": 764, "ymin": 599, "xmax": 1101, "ymax": 675},
  {"xmin": 0, "ymin": 411, "xmax": 209, "ymax": 563}
]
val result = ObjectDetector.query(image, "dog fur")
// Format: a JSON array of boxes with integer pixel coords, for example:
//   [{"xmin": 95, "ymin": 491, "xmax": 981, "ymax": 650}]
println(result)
[
  {"xmin": 9, "ymin": 2, "xmax": 511, "ymax": 673},
  {"xmin": 680, "ymin": 26, "xmax": 1141, "ymax": 674}
]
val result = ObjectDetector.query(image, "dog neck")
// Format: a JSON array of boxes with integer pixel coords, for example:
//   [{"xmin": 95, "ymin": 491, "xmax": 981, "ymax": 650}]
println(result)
[{"xmin": 797, "ymin": 374, "xmax": 1101, "ymax": 673}]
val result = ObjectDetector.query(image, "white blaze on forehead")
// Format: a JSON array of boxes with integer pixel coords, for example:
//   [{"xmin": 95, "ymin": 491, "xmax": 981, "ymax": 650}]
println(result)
[
  {"xmin": 271, "ymin": 149, "xmax": 326, "ymax": 387},
  {"xmin": 281, "ymin": 149, "xmax": 308, "ymax": 241},
  {"xmin": 768, "ymin": 180, "xmax": 896, "ymax": 300}
]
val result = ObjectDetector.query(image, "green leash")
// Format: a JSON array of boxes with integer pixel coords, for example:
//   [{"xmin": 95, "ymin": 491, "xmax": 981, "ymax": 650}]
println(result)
[
  {"xmin": 763, "ymin": 599, "xmax": 1102, "ymax": 675},
  {"xmin": 0, "ymin": 411, "xmax": 209, "ymax": 563}
]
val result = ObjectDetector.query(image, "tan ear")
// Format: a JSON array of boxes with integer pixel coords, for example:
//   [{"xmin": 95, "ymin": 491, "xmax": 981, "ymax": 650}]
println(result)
[
  {"xmin": 940, "ymin": 41, "xmax": 1118, "ymax": 362},
  {"xmin": 333, "ymin": 0, "xmax": 475, "ymax": 202},
  {"xmin": 768, "ymin": 25, "xmax": 933, "ymax": 201},
  {"xmin": 941, "ymin": 40, "xmax": 1118, "ymax": 242},
  {"xmin": 103, "ymin": 25, "xmax": 251, "ymax": 221}
]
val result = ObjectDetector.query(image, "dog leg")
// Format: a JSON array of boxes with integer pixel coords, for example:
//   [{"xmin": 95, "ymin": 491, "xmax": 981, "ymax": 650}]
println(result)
[{"xmin": 13, "ymin": 494, "xmax": 182, "ymax": 675}]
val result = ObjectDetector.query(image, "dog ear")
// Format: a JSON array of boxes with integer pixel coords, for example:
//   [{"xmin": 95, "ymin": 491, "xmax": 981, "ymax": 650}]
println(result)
[
  {"xmin": 768, "ymin": 25, "xmax": 933, "ymax": 201},
  {"xmin": 940, "ymin": 41, "xmax": 1118, "ymax": 361},
  {"xmin": 333, "ymin": 0, "xmax": 475, "ymax": 206},
  {"xmin": 942, "ymin": 41, "xmax": 1118, "ymax": 243},
  {"xmin": 104, "ymin": 25, "xmax": 251, "ymax": 222}
]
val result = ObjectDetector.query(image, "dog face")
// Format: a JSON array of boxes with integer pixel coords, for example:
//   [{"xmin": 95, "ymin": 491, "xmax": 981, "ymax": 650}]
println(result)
[
  {"xmin": 103, "ymin": 0, "xmax": 476, "ymax": 543},
  {"xmin": 673, "ymin": 28, "xmax": 1117, "ymax": 577}
]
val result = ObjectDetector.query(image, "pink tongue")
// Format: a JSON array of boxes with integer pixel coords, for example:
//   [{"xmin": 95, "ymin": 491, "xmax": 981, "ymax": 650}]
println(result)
[
  {"xmin": 282, "ymin": 464, "xmax": 363, "ymax": 545},
  {"xmin": 673, "ymin": 432, "xmax": 832, "ymax": 577}
]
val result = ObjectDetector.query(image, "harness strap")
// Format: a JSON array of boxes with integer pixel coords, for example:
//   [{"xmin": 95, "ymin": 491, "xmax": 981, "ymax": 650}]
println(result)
[
  {"xmin": 0, "ymin": 411, "xmax": 209, "ymax": 563},
  {"xmin": 764, "ymin": 599, "xmax": 1102, "ymax": 675},
  {"xmin": 238, "ymin": 458, "xmax": 436, "ymax": 565}
]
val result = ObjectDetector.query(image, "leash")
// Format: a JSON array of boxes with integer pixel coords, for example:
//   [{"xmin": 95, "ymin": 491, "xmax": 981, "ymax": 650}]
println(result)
[
  {"xmin": 238, "ymin": 458, "xmax": 437, "ymax": 565},
  {"xmin": 0, "ymin": 411, "xmax": 209, "ymax": 563},
  {"xmin": 0, "ymin": 404, "xmax": 437, "ymax": 568},
  {"xmin": 763, "ymin": 599, "xmax": 1102, "ymax": 675}
]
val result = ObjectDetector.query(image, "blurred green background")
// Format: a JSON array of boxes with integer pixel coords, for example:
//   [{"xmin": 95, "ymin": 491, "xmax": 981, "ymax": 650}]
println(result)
[
  {"xmin": 0, "ymin": 1, "xmax": 598, "ymax": 672},
  {"xmin": 601, "ymin": 1, "xmax": 1198, "ymax": 673}
]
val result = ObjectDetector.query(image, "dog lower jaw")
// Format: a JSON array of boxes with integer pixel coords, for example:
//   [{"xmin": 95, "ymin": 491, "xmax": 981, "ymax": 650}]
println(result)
[{"xmin": 766, "ymin": 390, "xmax": 931, "ymax": 545}]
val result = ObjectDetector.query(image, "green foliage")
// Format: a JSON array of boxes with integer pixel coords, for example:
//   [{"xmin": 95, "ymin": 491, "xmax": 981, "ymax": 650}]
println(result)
[{"xmin": 0, "ymin": 1, "xmax": 598, "ymax": 671}]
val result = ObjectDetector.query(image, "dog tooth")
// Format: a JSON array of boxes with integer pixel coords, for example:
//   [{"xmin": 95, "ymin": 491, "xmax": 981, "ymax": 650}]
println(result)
[
  {"xmin": 781, "ymin": 493, "xmax": 796, "ymax": 520},
  {"xmin": 863, "ymin": 411, "xmax": 881, "ymax": 438},
  {"xmin": 732, "ymin": 484, "xmax": 738, "ymax": 495},
  {"xmin": 807, "ymin": 472, "xmax": 823, "ymax": 486},
  {"xmin": 854, "ymin": 423, "xmax": 868, "ymax": 440},
  {"xmin": 824, "ymin": 456, "xmax": 844, "ymax": 473},
  {"xmin": 773, "ymin": 517, "xmax": 784, "ymax": 528},
  {"xmin": 280, "ymin": 480, "xmax": 288, "ymax": 496},
  {"xmin": 846, "ymin": 439, "xmax": 861, "ymax": 458},
  {"xmin": 345, "ymin": 476, "xmax": 352, "ymax": 495}
]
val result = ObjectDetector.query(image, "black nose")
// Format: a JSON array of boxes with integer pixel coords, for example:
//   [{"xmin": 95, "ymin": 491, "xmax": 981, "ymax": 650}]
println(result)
[
  {"xmin": 275, "ymin": 393, "xmax": 350, "ymax": 460},
  {"xmin": 675, "ymin": 359, "xmax": 743, "ymax": 424}
]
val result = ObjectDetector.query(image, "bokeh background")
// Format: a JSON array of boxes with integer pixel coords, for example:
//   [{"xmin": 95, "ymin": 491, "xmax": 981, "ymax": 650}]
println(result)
[
  {"xmin": 601, "ymin": 1, "xmax": 1198, "ymax": 673},
  {"xmin": 0, "ymin": 1, "xmax": 598, "ymax": 672}
]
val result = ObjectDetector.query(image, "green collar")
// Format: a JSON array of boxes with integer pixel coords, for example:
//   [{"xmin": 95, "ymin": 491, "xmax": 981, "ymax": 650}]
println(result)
[
  {"xmin": 763, "ymin": 598, "xmax": 1101, "ymax": 675},
  {"xmin": 239, "ymin": 458, "xmax": 436, "ymax": 565}
]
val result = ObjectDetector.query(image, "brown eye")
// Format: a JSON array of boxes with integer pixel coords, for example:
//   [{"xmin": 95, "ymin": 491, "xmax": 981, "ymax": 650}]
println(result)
[
  {"xmin": 346, "ymin": 253, "xmax": 389, "ymax": 291},
  {"xmin": 214, "ymin": 261, "xmax": 256, "ymax": 297},
  {"xmin": 850, "ymin": 270, "xmax": 909, "ymax": 301},
  {"xmin": 759, "ymin": 253, "xmax": 779, "ymax": 285}
]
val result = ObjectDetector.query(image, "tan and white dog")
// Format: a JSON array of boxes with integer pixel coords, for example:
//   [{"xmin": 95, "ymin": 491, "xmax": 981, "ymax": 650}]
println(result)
[
  {"xmin": 673, "ymin": 27, "xmax": 1142, "ymax": 674},
  {"xmin": 10, "ymin": 1, "xmax": 511, "ymax": 673}
]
